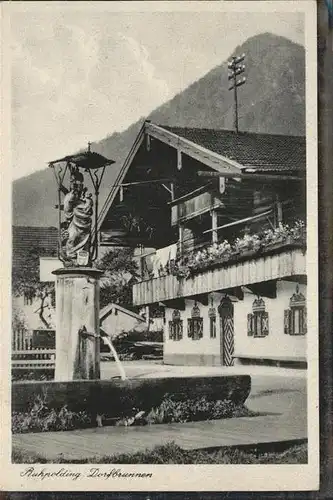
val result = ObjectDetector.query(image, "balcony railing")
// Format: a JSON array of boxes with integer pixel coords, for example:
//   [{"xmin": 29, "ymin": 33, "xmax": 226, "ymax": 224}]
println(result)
[{"xmin": 133, "ymin": 240, "xmax": 306, "ymax": 306}]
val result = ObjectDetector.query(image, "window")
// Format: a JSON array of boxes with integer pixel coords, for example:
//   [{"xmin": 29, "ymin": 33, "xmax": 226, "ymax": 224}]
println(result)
[
  {"xmin": 247, "ymin": 297, "xmax": 269, "ymax": 338},
  {"xmin": 284, "ymin": 285, "xmax": 306, "ymax": 335},
  {"xmin": 208, "ymin": 299, "xmax": 217, "ymax": 338},
  {"xmin": 188, "ymin": 302, "xmax": 203, "ymax": 340},
  {"xmin": 169, "ymin": 309, "xmax": 183, "ymax": 341}
]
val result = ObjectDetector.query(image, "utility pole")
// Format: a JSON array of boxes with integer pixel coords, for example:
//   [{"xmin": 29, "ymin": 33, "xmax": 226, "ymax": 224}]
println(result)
[{"xmin": 228, "ymin": 53, "xmax": 246, "ymax": 133}]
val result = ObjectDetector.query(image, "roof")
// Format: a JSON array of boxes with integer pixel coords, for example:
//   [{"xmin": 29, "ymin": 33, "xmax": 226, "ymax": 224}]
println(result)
[
  {"xmin": 98, "ymin": 120, "xmax": 306, "ymax": 232},
  {"xmin": 159, "ymin": 125, "xmax": 306, "ymax": 172},
  {"xmin": 12, "ymin": 226, "xmax": 58, "ymax": 271},
  {"xmin": 100, "ymin": 303, "xmax": 145, "ymax": 322},
  {"xmin": 49, "ymin": 151, "xmax": 115, "ymax": 170}
]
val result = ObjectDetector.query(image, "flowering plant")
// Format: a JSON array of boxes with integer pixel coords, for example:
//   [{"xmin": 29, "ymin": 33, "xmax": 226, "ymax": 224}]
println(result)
[
  {"xmin": 263, "ymin": 220, "xmax": 306, "ymax": 246},
  {"xmin": 263, "ymin": 222, "xmax": 290, "ymax": 245},
  {"xmin": 289, "ymin": 219, "xmax": 306, "ymax": 241},
  {"xmin": 233, "ymin": 233, "xmax": 262, "ymax": 253},
  {"xmin": 170, "ymin": 219, "xmax": 306, "ymax": 280}
]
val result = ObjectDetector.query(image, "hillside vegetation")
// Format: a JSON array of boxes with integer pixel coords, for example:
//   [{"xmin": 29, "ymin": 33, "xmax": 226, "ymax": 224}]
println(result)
[{"xmin": 13, "ymin": 33, "xmax": 305, "ymax": 227}]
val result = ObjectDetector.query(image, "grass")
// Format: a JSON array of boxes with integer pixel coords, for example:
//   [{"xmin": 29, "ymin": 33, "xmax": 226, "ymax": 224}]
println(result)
[{"xmin": 12, "ymin": 441, "xmax": 308, "ymax": 464}]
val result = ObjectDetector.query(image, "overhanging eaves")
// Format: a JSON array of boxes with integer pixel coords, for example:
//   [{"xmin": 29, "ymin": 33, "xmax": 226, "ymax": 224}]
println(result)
[
  {"xmin": 97, "ymin": 122, "xmax": 146, "ymax": 232},
  {"xmin": 97, "ymin": 120, "xmax": 244, "ymax": 233},
  {"xmin": 145, "ymin": 122, "xmax": 244, "ymax": 174}
]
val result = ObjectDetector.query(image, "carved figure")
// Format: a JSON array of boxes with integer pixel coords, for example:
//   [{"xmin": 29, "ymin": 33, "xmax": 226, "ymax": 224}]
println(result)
[{"xmin": 62, "ymin": 169, "xmax": 93, "ymax": 262}]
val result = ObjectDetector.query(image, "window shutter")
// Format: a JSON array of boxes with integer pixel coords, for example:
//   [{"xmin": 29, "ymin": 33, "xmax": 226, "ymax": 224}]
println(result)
[
  {"xmin": 247, "ymin": 313, "xmax": 254, "ymax": 336},
  {"xmin": 198, "ymin": 318, "xmax": 204, "ymax": 338},
  {"xmin": 262, "ymin": 311, "xmax": 269, "ymax": 336},
  {"xmin": 178, "ymin": 321, "xmax": 183, "ymax": 340},
  {"xmin": 284, "ymin": 309, "xmax": 291, "ymax": 334},
  {"xmin": 302, "ymin": 307, "xmax": 307, "ymax": 334},
  {"xmin": 188, "ymin": 318, "xmax": 193, "ymax": 338},
  {"xmin": 169, "ymin": 321, "xmax": 174, "ymax": 340}
]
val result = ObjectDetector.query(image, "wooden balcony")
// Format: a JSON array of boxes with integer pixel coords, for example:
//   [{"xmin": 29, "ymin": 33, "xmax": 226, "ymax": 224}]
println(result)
[
  {"xmin": 170, "ymin": 187, "xmax": 223, "ymax": 226},
  {"xmin": 132, "ymin": 245, "xmax": 306, "ymax": 306}
]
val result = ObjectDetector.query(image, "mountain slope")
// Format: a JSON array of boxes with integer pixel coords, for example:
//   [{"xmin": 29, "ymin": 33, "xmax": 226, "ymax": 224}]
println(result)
[{"xmin": 13, "ymin": 32, "xmax": 305, "ymax": 227}]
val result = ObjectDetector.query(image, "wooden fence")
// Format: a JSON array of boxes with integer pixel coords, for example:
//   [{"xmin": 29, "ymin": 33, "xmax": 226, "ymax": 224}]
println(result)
[
  {"xmin": 12, "ymin": 328, "xmax": 33, "ymax": 351},
  {"xmin": 12, "ymin": 349, "xmax": 56, "ymax": 370},
  {"xmin": 12, "ymin": 329, "xmax": 55, "ymax": 370}
]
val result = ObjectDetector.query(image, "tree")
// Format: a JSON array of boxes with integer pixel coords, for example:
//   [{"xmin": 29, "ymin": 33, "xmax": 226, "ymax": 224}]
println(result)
[
  {"xmin": 12, "ymin": 246, "xmax": 56, "ymax": 329},
  {"xmin": 95, "ymin": 247, "xmax": 139, "ymax": 309}
]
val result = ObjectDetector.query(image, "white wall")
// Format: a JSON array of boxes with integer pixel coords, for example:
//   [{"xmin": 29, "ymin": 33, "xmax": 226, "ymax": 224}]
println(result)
[
  {"xmin": 164, "ymin": 281, "xmax": 307, "ymax": 363},
  {"xmin": 39, "ymin": 257, "xmax": 63, "ymax": 282},
  {"xmin": 149, "ymin": 317, "xmax": 164, "ymax": 331},
  {"xmin": 164, "ymin": 295, "xmax": 222, "ymax": 358},
  {"xmin": 234, "ymin": 280, "xmax": 307, "ymax": 360}
]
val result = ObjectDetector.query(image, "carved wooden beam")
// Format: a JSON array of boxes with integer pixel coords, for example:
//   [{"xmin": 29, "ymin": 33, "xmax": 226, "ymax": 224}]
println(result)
[
  {"xmin": 214, "ymin": 287, "xmax": 244, "ymax": 301},
  {"xmin": 279, "ymin": 275, "xmax": 307, "ymax": 285},
  {"xmin": 228, "ymin": 287, "xmax": 244, "ymax": 301},
  {"xmin": 163, "ymin": 298, "xmax": 186, "ymax": 311},
  {"xmin": 188, "ymin": 294, "xmax": 209, "ymax": 306},
  {"xmin": 246, "ymin": 280, "xmax": 277, "ymax": 299}
]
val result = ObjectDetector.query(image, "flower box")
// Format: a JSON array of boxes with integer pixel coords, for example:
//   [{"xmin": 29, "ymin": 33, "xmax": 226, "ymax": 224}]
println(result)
[
  {"xmin": 238, "ymin": 248, "xmax": 260, "ymax": 259},
  {"xmin": 264, "ymin": 236, "xmax": 305, "ymax": 253}
]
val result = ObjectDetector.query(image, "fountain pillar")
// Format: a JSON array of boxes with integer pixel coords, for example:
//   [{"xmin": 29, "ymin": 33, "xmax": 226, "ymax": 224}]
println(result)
[{"xmin": 52, "ymin": 267, "xmax": 103, "ymax": 381}]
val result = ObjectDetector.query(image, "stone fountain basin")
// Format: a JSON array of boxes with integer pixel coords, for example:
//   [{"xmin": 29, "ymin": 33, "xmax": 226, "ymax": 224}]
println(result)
[{"xmin": 12, "ymin": 375, "xmax": 251, "ymax": 418}]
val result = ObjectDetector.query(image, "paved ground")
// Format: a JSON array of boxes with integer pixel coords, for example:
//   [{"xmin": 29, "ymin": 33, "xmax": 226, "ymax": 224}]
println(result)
[
  {"xmin": 100, "ymin": 359, "xmax": 306, "ymax": 381},
  {"xmin": 12, "ymin": 413, "xmax": 306, "ymax": 462},
  {"xmin": 12, "ymin": 364, "xmax": 307, "ymax": 462}
]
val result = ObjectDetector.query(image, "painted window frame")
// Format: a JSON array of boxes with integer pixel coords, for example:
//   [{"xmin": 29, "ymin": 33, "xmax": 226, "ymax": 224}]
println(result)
[
  {"xmin": 169, "ymin": 309, "xmax": 183, "ymax": 341},
  {"xmin": 284, "ymin": 285, "xmax": 307, "ymax": 336},
  {"xmin": 247, "ymin": 297, "xmax": 269, "ymax": 338},
  {"xmin": 208, "ymin": 300, "xmax": 217, "ymax": 338},
  {"xmin": 188, "ymin": 302, "xmax": 204, "ymax": 340}
]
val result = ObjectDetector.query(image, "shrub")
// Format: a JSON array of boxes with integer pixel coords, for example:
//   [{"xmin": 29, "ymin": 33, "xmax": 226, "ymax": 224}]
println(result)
[
  {"xmin": 112, "ymin": 329, "xmax": 163, "ymax": 344},
  {"xmin": 144, "ymin": 396, "xmax": 256, "ymax": 425},
  {"xmin": 12, "ymin": 394, "xmax": 91, "ymax": 434},
  {"xmin": 108, "ymin": 329, "xmax": 163, "ymax": 360},
  {"xmin": 12, "ymin": 394, "xmax": 255, "ymax": 433},
  {"xmin": 12, "ymin": 370, "xmax": 54, "ymax": 382}
]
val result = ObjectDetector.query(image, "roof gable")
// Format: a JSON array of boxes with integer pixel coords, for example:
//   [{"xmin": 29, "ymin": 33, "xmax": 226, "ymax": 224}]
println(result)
[{"xmin": 100, "ymin": 303, "xmax": 145, "ymax": 322}]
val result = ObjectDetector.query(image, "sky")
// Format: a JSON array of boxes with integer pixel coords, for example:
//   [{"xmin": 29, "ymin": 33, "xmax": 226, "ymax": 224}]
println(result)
[{"xmin": 10, "ymin": 4, "xmax": 305, "ymax": 180}]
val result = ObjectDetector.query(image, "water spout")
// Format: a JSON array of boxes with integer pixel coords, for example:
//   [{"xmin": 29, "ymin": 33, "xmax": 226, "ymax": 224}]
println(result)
[{"xmin": 101, "ymin": 331, "xmax": 127, "ymax": 380}]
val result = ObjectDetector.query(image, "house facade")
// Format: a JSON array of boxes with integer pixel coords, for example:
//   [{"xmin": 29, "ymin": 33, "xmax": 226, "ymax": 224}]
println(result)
[
  {"xmin": 98, "ymin": 121, "xmax": 307, "ymax": 368},
  {"xmin": 12, "ymin": 227, "xmax": 59, "ymax": 348}
]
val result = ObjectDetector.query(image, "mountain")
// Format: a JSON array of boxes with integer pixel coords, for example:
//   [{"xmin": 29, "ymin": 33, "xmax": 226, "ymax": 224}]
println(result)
[{"xmin": 13, "ymin": 33, "xmax": 305, "ymax": 227}]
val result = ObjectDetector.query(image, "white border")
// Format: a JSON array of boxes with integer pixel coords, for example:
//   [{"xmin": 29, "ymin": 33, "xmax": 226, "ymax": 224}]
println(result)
[{"xmin": 0, "ymin": 0, "xmax": 319, "ymax": 492}]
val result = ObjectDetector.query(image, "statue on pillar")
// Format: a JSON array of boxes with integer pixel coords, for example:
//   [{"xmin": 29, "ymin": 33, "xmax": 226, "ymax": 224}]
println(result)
[{"xmin": 62, "ymin": 167, "xmax": 93, "ymax": 265}]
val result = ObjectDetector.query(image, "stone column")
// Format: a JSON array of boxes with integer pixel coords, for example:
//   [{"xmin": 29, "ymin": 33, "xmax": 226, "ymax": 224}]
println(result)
[{"xmin": 52, "ymin": 267, "xmax": 103, "ymax": 381}]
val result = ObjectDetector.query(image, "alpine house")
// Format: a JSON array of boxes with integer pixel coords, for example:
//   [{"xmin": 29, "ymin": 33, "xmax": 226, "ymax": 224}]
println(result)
[{"xmin": 97, "ymin": 121, "xmax": 307, "ymax": 368}]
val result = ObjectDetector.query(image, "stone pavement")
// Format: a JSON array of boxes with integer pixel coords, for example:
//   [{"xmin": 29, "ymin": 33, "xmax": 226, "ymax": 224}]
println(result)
[
  {"xmin": 12, "ymin": 368, "xmax": 307, "ymax": 462},
  {"xmin": 100, "ymin": 359, "xmax": 306, "ymax": 381},
  {"xmin": 12, "ymin": 413, "xmax": 306, "ymax": 462}
]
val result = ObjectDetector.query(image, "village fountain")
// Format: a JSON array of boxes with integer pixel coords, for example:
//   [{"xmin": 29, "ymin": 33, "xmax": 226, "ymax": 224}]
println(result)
[
  {"xmin": 11, "ymin": 145, "xmax": 251, "ymax": 428},
  {"xmin": 48, "ymin": 145, "xmax": 120, "ymax": 381}
]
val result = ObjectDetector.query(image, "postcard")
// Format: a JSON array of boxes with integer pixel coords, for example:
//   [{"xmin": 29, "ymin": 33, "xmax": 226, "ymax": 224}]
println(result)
[{"xmin": 1, "ymin": 0, "xmax": 319, "ymax": 492}]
